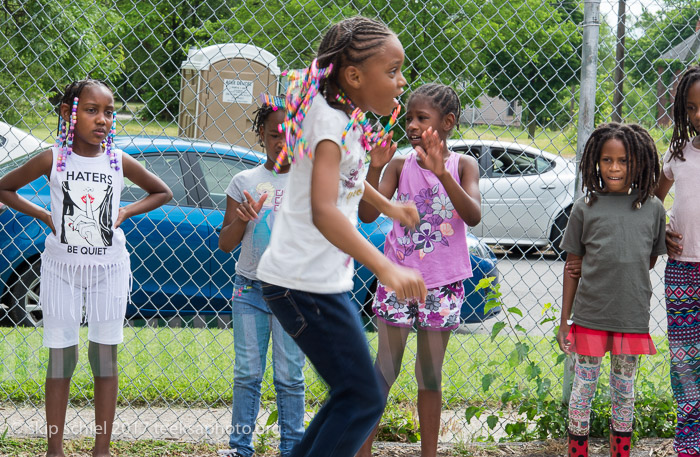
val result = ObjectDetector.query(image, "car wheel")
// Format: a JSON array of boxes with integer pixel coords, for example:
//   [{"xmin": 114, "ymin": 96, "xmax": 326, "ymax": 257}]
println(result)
[
  {"xmin": 8, "ymin": 259, "xmax": 43, "ymax": 327},
  {"xmin": 549, "ymin": 207, "xmax": 571, "ymax": 260}
]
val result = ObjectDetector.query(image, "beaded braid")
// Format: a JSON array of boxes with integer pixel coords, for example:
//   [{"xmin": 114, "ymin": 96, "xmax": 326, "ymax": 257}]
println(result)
[
  {"xmin": 669, "ymin": 65, "xmax": 700, "ymax": 161},
  {"xmin": 254, "ymin": 95, "xmax": 285, "ymax": 145},
  {"xmin": 579, "ymin": 122, "xmax": 660, "ymax": 209},
  {"xmin": 272, "ymin": 16, "xmax": 397, "ymax": 173},
  {"xmin": 407, "ymin": 83, "xmax": 462, "ymax": 131},
  {"xmin": 55, "ymin": 79, "xmax": 117, "ymax": 172}
]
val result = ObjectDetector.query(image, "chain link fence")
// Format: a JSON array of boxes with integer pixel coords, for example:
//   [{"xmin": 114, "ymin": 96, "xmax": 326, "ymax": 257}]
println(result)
[{"xmin": 0, "ymin": 0, "xmax": 697, "ymax": 445}]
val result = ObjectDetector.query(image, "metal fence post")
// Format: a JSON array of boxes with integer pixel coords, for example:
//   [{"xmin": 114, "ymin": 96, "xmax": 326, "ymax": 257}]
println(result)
[{"xmin": 563, "ymin": 0, "xmax": 602, "ymax": 406}]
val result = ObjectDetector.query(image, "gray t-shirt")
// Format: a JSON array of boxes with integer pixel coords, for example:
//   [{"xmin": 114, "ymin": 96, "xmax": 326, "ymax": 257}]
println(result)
[
  {"xmin": 561, "ymin": 192, "xmax": 666, "ymax": 333},
  {"xmin": 225, "ymin": 165, "xmax": 288, "ymax": 280}
]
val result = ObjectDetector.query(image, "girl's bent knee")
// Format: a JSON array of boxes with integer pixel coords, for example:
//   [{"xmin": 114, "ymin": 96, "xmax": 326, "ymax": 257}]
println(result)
[{"xmin": 47, "ymin": 345, "xmax": 79, "ymax": 379}]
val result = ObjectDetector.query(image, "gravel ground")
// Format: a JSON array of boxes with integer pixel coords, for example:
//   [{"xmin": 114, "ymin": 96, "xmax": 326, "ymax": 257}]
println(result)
[{"xmin": 0, "ymin": 405, "xmax": 676, "ymax": 456}]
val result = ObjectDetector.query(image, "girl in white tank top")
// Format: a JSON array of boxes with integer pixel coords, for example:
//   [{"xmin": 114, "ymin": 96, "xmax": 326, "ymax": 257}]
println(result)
[{"xmin": 0, "ymin": 79, "xmax": 172, "ymax": 457}]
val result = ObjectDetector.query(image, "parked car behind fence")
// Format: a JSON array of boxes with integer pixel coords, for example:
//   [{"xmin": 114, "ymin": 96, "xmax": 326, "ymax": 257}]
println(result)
[
  {"xmin": 400, "ymin": 140, "xmax": 576, "ymax": 256},
  {"xmin": 0, "ymin": 136, "xmax": 500, "ymax": 328}
]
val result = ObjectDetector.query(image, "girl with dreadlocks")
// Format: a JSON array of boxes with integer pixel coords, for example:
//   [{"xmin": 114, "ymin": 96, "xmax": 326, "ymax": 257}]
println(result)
[
  {"xmin": 655, "ymin": 65, "xmax": 700, "ymax": 457},
  {"xmin": 218, "ymin": 98, "xmax": 305, "ymax": 457},
  {"xmin": 0, "ymin": 79, "xmax": 172, "ymax": 457},
  {"xmin": 356, "ymin": 83, "xmax": 481, "ymax": 457},
  {"xmin": 256, "ymin": 16, "xmax": 426, "ymax": 457},
  {"xmin": 556, "ymin": 123, "xmax": 666, "ymax": 457}
]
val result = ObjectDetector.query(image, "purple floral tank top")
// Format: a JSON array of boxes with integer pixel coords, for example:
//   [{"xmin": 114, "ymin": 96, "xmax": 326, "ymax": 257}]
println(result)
[{"xmin": 384, "ymin": 151, "xmax": 473, "ymax": 288}]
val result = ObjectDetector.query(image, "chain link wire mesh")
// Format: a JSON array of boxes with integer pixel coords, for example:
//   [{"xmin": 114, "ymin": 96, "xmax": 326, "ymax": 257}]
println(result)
[{"xmin": 0, "ymin": 0, "xmax": 696, "ymax": 445}]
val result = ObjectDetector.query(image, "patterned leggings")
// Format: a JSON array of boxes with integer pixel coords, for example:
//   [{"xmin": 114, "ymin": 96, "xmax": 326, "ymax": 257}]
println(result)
[
  {"xmin": 666, "ymin": 259, "xmax": 700, "ymax": 455},
  {"xmin": 568, "ymin": 353, "xmax": 638, "ymax": 435}
]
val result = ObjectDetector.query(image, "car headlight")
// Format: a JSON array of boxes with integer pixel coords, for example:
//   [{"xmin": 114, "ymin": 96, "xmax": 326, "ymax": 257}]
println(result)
[{"xmin": 467, "ymin": 236, "xmax": 492, "ymax": 260}]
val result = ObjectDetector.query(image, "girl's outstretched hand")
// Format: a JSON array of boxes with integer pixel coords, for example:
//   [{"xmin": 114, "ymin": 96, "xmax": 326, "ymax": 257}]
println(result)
[
  {"xmin": 368, "ymin": 131, "xmax": 397, "ymax": 170},
  {"xmin": 666, "ymin": 226, "xmax": 683, "ymax": 258},
  {"xmin": 556, "ymin": 321, "xmax": 572, "ymax": 355},
  {"xmin": 377, "ymin": 262, "xmax": 427, "ymax": 302},
  {"xmin": 384, "ymin": 200, "xmax": 419, "ymax": 229},
  {"xmin": 236, "ymin": 190, "xmax": 268, "ymax": 222},
  {"xmin": 414, "ymin": 127, "xmax": 446, "ymax": 177}
]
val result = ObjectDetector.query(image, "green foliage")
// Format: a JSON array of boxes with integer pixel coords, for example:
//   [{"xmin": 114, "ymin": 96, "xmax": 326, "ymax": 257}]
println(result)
[
  {"xmin": 375, "ymin": 403, "xmax": 421, "ymax": 443},
  {"xmin": 469, "ymin": 0, "xmax": 582, "ymax": 135},
  {"xmin": 627, "ymin": 1, "xmax": 700, "ymax": 85},
  {"xmin": 114, "ymin": 1, "xmax": 216, "ymax": 119},
  {"xmin": 187, "ymin": 0, "xmax": 483, "ymax": 105},
  {"xmin": 467, "ymin": 277, "xmax": 676, "ymax": 442},
  {"xmin": 0, "ymin": 1, "xmax": 124, "ymax": 124},
  {"xmin": 254, "ymin": 427, "xmax": 277, "ymax": 454}
]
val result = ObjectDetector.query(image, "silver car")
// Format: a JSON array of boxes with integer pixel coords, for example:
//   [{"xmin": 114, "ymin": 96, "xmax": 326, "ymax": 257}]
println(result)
[
  {"xmin": 0, "ymin": 122, "xmax": 50, "ymax": 165},
  {"xmin": 445, "ymin": 139, "xmax": 576, "ymax": 256}
]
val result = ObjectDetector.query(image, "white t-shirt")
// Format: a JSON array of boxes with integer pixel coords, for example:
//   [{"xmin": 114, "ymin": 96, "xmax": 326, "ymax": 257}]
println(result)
[
  {"xmin": 225, "ymin": 164, "xmax": 288, "ymax": 280},
  {"xmin": 663, "ymin": 139, "xmax": 700, "ymax": 261},
  {"xmin": 257, "ymin": 94, "xmax": 368, "ymax": 293}
]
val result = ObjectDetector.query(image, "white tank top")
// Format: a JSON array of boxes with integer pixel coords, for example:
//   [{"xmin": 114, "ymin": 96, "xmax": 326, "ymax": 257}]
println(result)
[{"xmin": 43, "ymin": 146, "xmax": 129, "ymax": 266}]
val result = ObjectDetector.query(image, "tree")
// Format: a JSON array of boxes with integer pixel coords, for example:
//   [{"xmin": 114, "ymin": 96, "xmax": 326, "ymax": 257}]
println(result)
[
  {"xmin": 470, "ymin": 0, "xmax": 582, "ymax": 138},
  {"xmin": 188, "ymin": 0, "xmax": 483, "ymax": 135},
  {"xmin": 626, "ymin": 1, "xmax": 700, "ymax": 85},
  {"xmin": 113, "ymin": 0, "xmax": 237, "ymax": 120},
  {"xmin": 0, "ymin": 1, "xmax": 123, "ymax": 125}
]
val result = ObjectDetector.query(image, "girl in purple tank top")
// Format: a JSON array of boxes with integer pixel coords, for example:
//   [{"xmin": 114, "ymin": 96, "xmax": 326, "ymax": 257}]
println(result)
[{"xmin": 357, "ymin": 84, "xmax": 482, "ymax": 457}]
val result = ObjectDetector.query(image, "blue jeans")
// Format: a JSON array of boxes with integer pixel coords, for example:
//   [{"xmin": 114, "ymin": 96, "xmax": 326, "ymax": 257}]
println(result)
[
  {"xmin": 229, "ymin": 276, "xmax": 306, "ymax": 457},
  {"xmin": 262, "ymin": 283, "xmax": 385, "ymax": 457}
]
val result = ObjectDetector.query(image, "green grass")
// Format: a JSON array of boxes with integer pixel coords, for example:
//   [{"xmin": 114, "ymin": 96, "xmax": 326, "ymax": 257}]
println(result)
[
  {"xmin": 16, "ymin": 106, "xmax": 179, "ymax": 145},
  {"xmin": 0, "ymin": 327, "xmax": 672, "ymax": 409},
  {"xmin": 13, "ymin": 113, "xmax": 673, "ymax": 162}
]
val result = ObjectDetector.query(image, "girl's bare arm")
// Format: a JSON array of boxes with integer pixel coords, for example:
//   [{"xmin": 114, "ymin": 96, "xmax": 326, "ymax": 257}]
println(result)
[
  {"xmin": 0, "ymin": 149, "xmax": 54, "ymax": 231},
  {"xmin": 358, "ymin": 141, "xmax": 402, "ymax": 223},
  {"xmin": 116, "ymin": 154, "xmax": 173, "ymax": 228},
  {"xmin": 557, "ymin": 253, "xmax": 581, "ymax": 355},
  {"xmin": 655, "ymin": 172, "xmax": 682, "ymax": 257},
  {"xmin": 312, "ymin": 140, "xmax": 426, "ymax": 301}
]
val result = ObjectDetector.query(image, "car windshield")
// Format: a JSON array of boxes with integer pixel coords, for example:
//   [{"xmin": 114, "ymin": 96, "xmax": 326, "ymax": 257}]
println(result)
[{"xmin": 0, "ymin": 148, "xmax": 43, "ymax": 175}]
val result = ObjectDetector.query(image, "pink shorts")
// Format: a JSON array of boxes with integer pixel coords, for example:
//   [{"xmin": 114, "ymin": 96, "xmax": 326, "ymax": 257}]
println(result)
[{"xmin": 372, "ymin": 280, "xmax": 464, "ymax": 331}]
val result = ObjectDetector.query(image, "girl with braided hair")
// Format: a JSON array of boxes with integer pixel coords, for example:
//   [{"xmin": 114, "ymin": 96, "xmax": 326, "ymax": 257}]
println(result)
[
  {"xmin": 256, "ymin": 16, "xmax": 426, "ymax": 457},
  {"xmin": 0, "ymin": 79, "xmax": 172, "ymax": 457},
  {"xmin": 556, "ymin": 123, "xmax": 666, "ymax": 457},
  {"xmin": 356, "ymin": 83, "xmax": 481, "ymax": 457},
  {"xmin": 655, "ymin": 65, "xmax": 700, "ymax": 457},
  {"xmin": 218, "ymin": 98, "xmax": 305, "ymax": 457}
]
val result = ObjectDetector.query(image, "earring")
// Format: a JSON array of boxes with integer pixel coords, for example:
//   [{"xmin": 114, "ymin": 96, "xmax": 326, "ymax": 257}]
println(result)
[{"xmin": 56, "ymin": 97, "xmax": 78, "ymax": 172}]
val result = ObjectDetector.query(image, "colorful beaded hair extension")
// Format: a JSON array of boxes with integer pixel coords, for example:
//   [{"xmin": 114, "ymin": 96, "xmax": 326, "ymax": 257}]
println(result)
[
  {"xmin": 271, "ymin": 59, "xmax": 401, "ymax": 173},
  {"xmin": 271, "ymin": 59, "xmax": 333, "ymax": 173},
  {"xmin": 55, "ymin": 81, "xmax": 118, "ymax": 172}
]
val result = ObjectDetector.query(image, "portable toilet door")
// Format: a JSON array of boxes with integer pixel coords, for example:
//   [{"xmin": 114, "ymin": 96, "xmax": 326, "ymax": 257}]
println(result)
[{"xmin": 178, "ymin": 43, "xmax": 280, "ymax": 149}]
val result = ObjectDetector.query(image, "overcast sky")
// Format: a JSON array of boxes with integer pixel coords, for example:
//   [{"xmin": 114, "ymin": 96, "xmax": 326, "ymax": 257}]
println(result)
[{"xmin": 599, "ymin": 0, "xmax": 662, "ymax": 26}]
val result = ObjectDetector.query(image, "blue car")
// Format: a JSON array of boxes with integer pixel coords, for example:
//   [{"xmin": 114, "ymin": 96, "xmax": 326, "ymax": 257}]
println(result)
[{"xmin": 0, "ymin": 136, "xmax": 499, "ymax": 327}]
